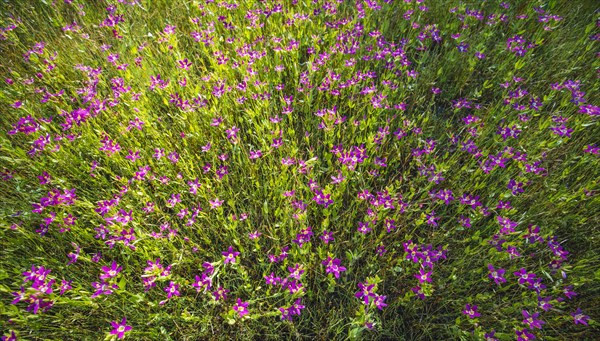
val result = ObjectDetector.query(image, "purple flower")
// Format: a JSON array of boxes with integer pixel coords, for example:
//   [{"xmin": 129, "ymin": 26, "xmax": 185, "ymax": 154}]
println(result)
[
  {"xmin": 288, "ymin": 263, "xmax": 305, "ymax": 280},
  {"xmin": 322, "ymin": 257, "xmax": 347, "ymax": 279},
  {"xmin": 209, "ymin": 198, "xmax": 224, "ymax": 209},
  {"xmin": 222, "ymin": 246, "xmax": 240, "ymax": 264},
  {"xmin": 459, "ymin": 215, "xmax": 471, "ymax": 228},
  {"xmin": 11, "ymin": 287, "xmax": 26, "ymax": 305},
  {"xmin": 163, "ymin": 24, "xmax": 176, "ymax": 34},
  {"xmin": 497, "ymin": 216, "xmax": 518, "ymax": 234},
  {"xmin": 527, "ymin": 278, "xmax": 546, "ymax": 293},
  {"xmin": 248, "ymin": 230, "xmax": 261, "ymax": 240},
  {"xmin": 412, "ymin": 286, "xmax": 425, "ymax": 300},
  {"xmin": 225, "ymin": 126, "xmax": 240, "ymax": 141},
  {"xmin": 355, "ymin": 281, "xmax": 376, "ymax": 305},
  {"xmin": 487, "ymin": 264, "xmax": 506, "ymax": 285},
  {"xmin": 163, "ymin": 281, "xmax": 180, "ymax": 300},
  {"xmin": 515, "ymin": 328, "xmax": 536, "ymax": 340},
  {"xmin": 507, "ymin": 179, "xmax": 525, "ymax": 195},
  {"xmin": 583, "ymin": 144, "xmax": 599, "ymax": 155},
  {"xmin": 38, "ymin": 171, "xmax": 51, "ymax": 185},
  {"xmin": 373, "ymin": 295, "xmax": 387, "ymax": 310},
  {"xmin": 212, "ymin": 286, "xmax": 229, "ymax": 301},
  {"xmin": 550, "ymin": 124, "xmax": 573, "ymax": 138},
  {"xmin": 457, "ymin": 42, "xmax": 469, "ymax": 52},
  {"xmin": 415, "ymin": 268, "xmax": 432, "ymax": 284},
  {"xmin": 507, "ymin": 245, "xmax": 521, "ymax": 259},
  {"xmin": 177, "ymin": 59, "xmax": 192, "ymax": 70},
  {"xmin": 312, "ymin": 189, "xmax": 333, "ymax": 208},
  {"xmin": 571, "ymin": 308, "xmax": 590, "ymax": 325},
  {"xmin": 522, "ymin": 310, "xmax": 545, "ymax": 329},
  {"xmin": 1, "ymin": 330, "xmax": 17, "ymax": 341},
  {"xmin": 91, "ymin": 281, "xmax": 117, "ymax": 298},
  {"xmin": 537, "ymin": 296, "xmax": 553, "ymax": 311},
  {"xmin": 425, "ymin": 211, "xmax": 439, "ymax": 226},
  {"xmin": 357, "ymin": 221, "xmax": 372, "ymax": 234},
  {"xmin": 249, "ymin": 150, "xmax": 263, "ymax": 160},
  {"xmin": 514, "ymin": 268, "xmax": 536, "ymax": 285},
  {"xmin": 264, "ymin": 272, "xmax": 281, "ymax": 285},
  {"xmin": 462, "ymin": 304, "xmax": 480, "ymax": 318},
  {"xmin": 563, "ymin": 285, "xmax": 577, "ymax": 299},
  {"xmin": 279, "ymin": 306, "xmax": 293, "ymax": 321},
  {"xmin": 292, "ymin": 227, "xmax": 313, "ymax": 247},
  {"xmin": 484, "ymin": 330, "xmax": 498, "ymax": 341},
  {"xmin": 59, "ymin": 280, "xmax": 73, "ymax": 295},
  {"xmin": 320, "ymin": 230, "xmax": 334, "ymax": 244},
  {"xmin": 100, "ymin": 261, "xmax": 122, "ymax": 280},
  {"xmin": 290, "ymin": 298, "xmax": 305, "ymax": 315},
  {"xmin": 109, "ymin": 317, "xmax": 132, "ymax": 339},
  {"xmin": 233, "ymin": 298, "xmax": 249, "ymax": 317},
  {"xmin": 187, "ymin": 178, "xmax": 201, "ymax": 195},
  {"xmin": 283, "ymin": 279, "xmax": 304, "ymax": 294}
]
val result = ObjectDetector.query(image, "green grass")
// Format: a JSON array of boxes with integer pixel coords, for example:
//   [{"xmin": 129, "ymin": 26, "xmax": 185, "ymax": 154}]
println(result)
[{"xmin": 0, "ymin": 0, "xmax": 599, "ymax": 340}]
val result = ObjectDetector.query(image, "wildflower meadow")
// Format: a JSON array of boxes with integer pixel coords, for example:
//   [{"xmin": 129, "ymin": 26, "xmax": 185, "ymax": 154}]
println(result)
[{"xmin": 1, "ymin": 0, "xmax": 599, "ymax": 339}]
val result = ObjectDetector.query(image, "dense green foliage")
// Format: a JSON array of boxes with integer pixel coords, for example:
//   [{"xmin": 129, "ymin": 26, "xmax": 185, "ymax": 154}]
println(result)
[{"xmin": 0, "ymin": 0, "xmax": 599, "ymax": 339}]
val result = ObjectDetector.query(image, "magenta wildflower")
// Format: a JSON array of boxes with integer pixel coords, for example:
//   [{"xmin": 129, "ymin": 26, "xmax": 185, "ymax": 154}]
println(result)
[
  {"xmin": 249, "ymin": 150, "xmax": 263, "ymax": 159},
  {"xmin": 288, "ymin": 263, "xmax": 305, "ymax": 280},
  {"xmin": 312, "ymin": 189, "xmax": 333, "ymax": 208},
  {"xmin": 222, "ymin": 246, "xmax": 240, "ymax": 264},
  {"xmin": 462, "ymin": 304, "xmax": 481, "ymax": 318},
  {"xmin": 233, "ymin": 298, "xmax": 249, "ymax": 317},
  {"xmin": 225, "ymin": 126, "xmax": 240, "ymax": 141},
  {"xmin": 212, "ymin": 286, "xmax": 229, "ymax": 301},
  {"xmin": 571, "ymin": 308, "xmax": 590, "ymax": 325},
  {"xmin": 522, "ymin": 310, "xmax": 545, "ymax": 329},
  {"xmin": 537, "ymin": 296, "xmax": 553, "ymax": 311},
  {"xmin": 264, "ymin": 272, "xmax": 281, "ymax": 285},
  {"xmin": 165, "ymin": 281, "xmax": 180, "ymax": 298},
  {"xmin": 177, "ymin": 59, "xmax": 191, "ymax": 70},
  {"xmin": 320, "ymin": 230, "xmax": 334, "ymax": 244},
  {"xmin": 209, "ymin": 198, "xmax": 224, "ymax": 209},
  {"xmin": 109, "ymin": 317, "xmax": 132, "ymax": 339},
  {"xmin": 412, "ymin": 286, "xmax": 425, "ymax": 300},
  {"xmin": 91, "ymin": 280, "xmax": 118, "ymax": 298},
  {"xmin": 487, "ymin": 264, "xmax": 506, "ymax": 285},
  {"xmin": 355, "ymin": 281, "xmax": 376, "ymax": 305},
  {"xmin": 563, "ymin": 285, "xmax": 577, "ymax": 299},
  {"xmin": 100, "ymin": 261, "xmax": 122, "ymax": 280},
  {"xmin": 248, "ymin": 230, "xmax": 261, "ymax": 240},
  {"xmin": 322, "ymin": 257, "xmax": 346, "ymax": 279},
  {"xmin": 38, "ymin": 171, "xmax": 51, "ymax": 185},
  {"xmin": 484, "ymin": 330, "xmax": 499, "ymax": 341},
  {"xmin": 515, "ymin": 328, "xmax": 536, "ymax": 341},
  {"xmin": 1, "ymin": 330, "xmax": 17, "ymax": 341},
  {"xmin": 514, "ymin": 268, "xmax": 536, "ymax": 285},
  {"xmin": 59, "ymin": 280, "xmax": 72, "ymax": 295},
  {"xmin": 292, "ymin": 226, "xmax": 313, "ymax": 247},
  {"xmin": 357, "ymin": 221, "xmax": 372, "ymax": 234},
  {"xmin": 373, "ymin": 295, "xmax": 387, "ymax": 310},
  {"xmin": 290, "ymin": 298, "xmax": 305, "ymax": 315},
  {"xmin": 415, "ymin": 268, "xmax": 432, "ymax": 284},
  {"xmin": 279, "ymin": 306, "xmax": 293, "ymax": 321}
]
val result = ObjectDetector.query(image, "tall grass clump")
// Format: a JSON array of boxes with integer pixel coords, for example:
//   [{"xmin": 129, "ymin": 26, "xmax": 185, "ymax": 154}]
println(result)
[{"xmin": 0, "ymin": 0, "xmax": 599, "ymax": 340}]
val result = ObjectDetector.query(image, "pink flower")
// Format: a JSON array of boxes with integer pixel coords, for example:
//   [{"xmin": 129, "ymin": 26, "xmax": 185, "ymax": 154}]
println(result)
[
  {"xmin": 222, "ymin": 246, "xmax": 240, "ymax": 264},
  {"xmin": 462, "ymin": 304, "xmax": 481, "ymax": 318},
  {"xmin": 110, "ymin": 317, "xmax": 132, "ymax": 339},
  {"xmin": 233, "ymin": 298, "xmax": 249, "ymax": 317}
]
